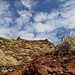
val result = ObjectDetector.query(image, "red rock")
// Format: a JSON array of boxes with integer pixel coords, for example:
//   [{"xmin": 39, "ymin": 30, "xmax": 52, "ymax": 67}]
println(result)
[{"xmin": 9, "ymin": 70, "xmax": 22, "ymax": 75}]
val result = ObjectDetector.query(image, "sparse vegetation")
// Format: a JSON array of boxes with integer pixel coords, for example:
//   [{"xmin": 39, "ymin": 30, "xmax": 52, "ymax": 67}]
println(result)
[
  {"xmin": 0, "ymin": 56, "xmax": 19, "ymax": 66},
  {"xmin": 52, "ymin": 34, "xmax": 75, "ymax": 56},
  {"xmin": 0, "ymin": 35, "xmax": 75, "ymax": 75},
  {"xmin": 0, "ymin": 49, "xmax": 5, "ymax": 56}
]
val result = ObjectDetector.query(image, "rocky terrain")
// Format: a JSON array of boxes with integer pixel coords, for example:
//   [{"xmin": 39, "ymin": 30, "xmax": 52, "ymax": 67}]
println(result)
[{"xmin": 0, "ymin": 35, "xmax": 75, "ymax": 75}]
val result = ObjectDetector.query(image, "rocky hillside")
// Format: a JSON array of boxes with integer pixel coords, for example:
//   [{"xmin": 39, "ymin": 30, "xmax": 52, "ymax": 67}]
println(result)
[{"xmin": 0, "ymin": 35, "xmax": 75, "ymax": 75}]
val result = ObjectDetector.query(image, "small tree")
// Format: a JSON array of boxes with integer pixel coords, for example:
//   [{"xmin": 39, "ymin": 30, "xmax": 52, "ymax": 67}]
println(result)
[{"xmin": 53, "ymin": 34, "xmax": 75, "ymax": 56}]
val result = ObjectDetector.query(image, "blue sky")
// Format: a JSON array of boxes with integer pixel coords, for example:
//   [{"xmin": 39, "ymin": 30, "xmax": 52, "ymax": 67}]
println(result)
[{"xmin": 0, "ymin": 0, "xmax": 75, "ymax": 44}]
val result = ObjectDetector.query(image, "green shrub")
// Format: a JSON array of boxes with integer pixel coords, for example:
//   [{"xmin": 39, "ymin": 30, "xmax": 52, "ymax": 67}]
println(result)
[
  {"xmin": 0, "ymin": 56, "xmax": 19, "ymax": 66},
  {"xmin": 0, "ymin": 49, "xmax": 5, "ymax": 56},
  {"xmin": 1, "ymin": 69, "xmax": 8, "ymax": 74},
  {"xmin": 4, "ymin": 51, "xmax": 14, "ymax": 54},
  {"xmin": 53, "ymin": 35, "xmax": 75, "ymax": 56},
  {"xmin": 33, "ymin": 45, "xmax": 41, "ymax": 50}
]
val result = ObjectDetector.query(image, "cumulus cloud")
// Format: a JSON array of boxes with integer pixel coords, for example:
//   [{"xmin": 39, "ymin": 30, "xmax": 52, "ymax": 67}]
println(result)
[
  {"xmin": 33, "ymin": 0, "xmax": 75, "ymax": 31},
  {"xmin": 34, "ymin": 11, "xmax": 59, "ymax": 22},
  {"xmin": 0, "ymin": 0, "xmax": 75, "ymax": 44},
  {"xmin": 31, "ymin": 0, "xmax": 75, "ymax": 44},
  {"xmin": 15, "ymin": 10, "xmax": 32, "ymax": 30},
  {"xmin": 60, "ymin": 1, "xmax": 75, "ymax": 29},
  {"xmin": 33, "ymin": 11, "xmax": 60, "ymax": 33},
  {"xmin": 33, "ymin": 22, "xmax": 57, "ymax": 33},
  {"xmin": 0, "ymin": 1, "xmax": 9, "ymax": 14},
  {"xmin": 0, "ymin": 0, "xmax": 13, "ymax": 37},
  {"xmin": 58, "ymin": 0, "xmax": 66, "ymax": 2},
  {"xmin": 0, "ymin": 0, "xmax": 13, "ymax": 29},
  {"xmin": 17, "ymin": 30, "xmax": 34, "ymax": 39},
  {"xmin": 0, "ymin": 27, "xmax": 11, "ymax": 38},
  {"xmin": 20, "ymin": 0, "xmax": 37, "ymax": 9}
]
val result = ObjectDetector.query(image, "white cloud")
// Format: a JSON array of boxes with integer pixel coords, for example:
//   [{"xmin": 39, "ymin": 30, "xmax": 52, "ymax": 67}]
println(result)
[
  {"xmin": 33, "ymin": 0, "xmax": 75, "ymax": 32},
  {"xmin": 34, "ymin": 11, "xmax": 59, "ymax": 22},
  {"xmin": 0, "ymin": 28, "xmax": 10, "ymax": 34},
  {"xmin": 14, "ymin": 0, "xmax": 22, "ymax": 8},
  {"xmin": 58, "ymin": 0, "xmax": 66, "ymax": 2},
  {"xmin": 3, "ymin": 18, "xmax": 13, "ymax": 23},
  {"xmin": 60, "ymin": 1, "xmax": 75, "ymax": 29},
  {"xmin": 31, "ymin": 0, "xmax": 75, "ymax": 44},
  {"xmin": 33, "ymin": 22, "xmax": 57, "ymax": 33},
  {"xmin": 33, "ymin": 11, "xmax": 60, "ymax": 33},
  {"xmin": 0, "ymin": 27, "xmax": 11, "ymax": 38},
  {"xmin": 18, "ymin": 10, "xmax": 32, "ymax": 18},
  {"xmin": 0, "ymin": 0, "xmax": 13, "ymax": 27},
  {"xmin": 33, "ymin": 32, "xmax": 59, "ymax": 44},
  {"xmin": 20, "ymin": 0, "xmax": 37, "ymax": 9},
  {"xmin": 15, "ymin": 10, "xmax": 32, "ymax": 30},
  {"xmin": 17, "ymin": 30, "xmax": 34, "ymax": 39},
  {"xmin": 0, "ymin": 1, "xmax": 9, "ymax": 15},
  {"xmin": 0, "ymin": 0, "xmax": 14, "ymax": 38},
  {"xmin": 0, "ymin": 0, "xmax": 75, "ymax": 44},
  {"xmin": 14, "ymin": 0, "xmax": 75, "ymax": 44},
  {"xmin": 34, "ymin": 12, "xmax": 48, "ymax": 22}
]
